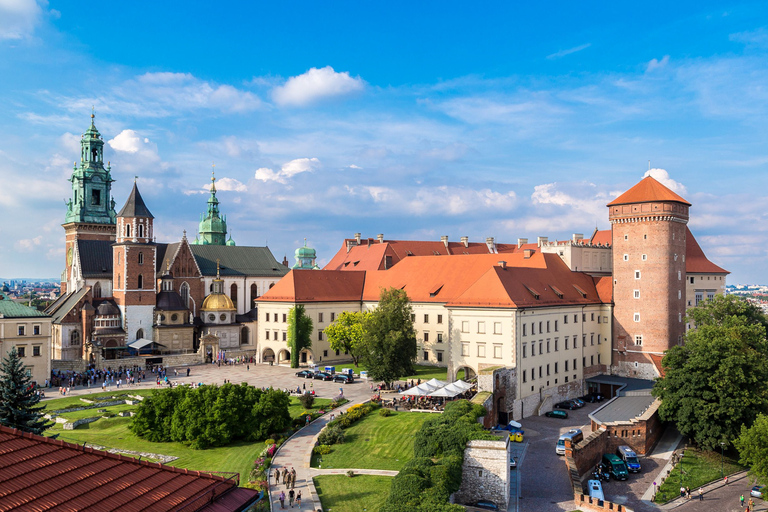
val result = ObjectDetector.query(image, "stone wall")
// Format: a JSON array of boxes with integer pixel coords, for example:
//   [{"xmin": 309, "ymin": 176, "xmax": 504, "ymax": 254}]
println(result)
[
  {"xmin": 63, "ymin": 416, "xmax": 102, "ymax": 430},
  {"xmin": 455, "ymin": 437, "xmax": 510, "ymax": 510},
  {"xmin": 591, "ymin": 399, "xmax": 663, "ymax": 456},
  {"xmin": 52, "ymin": 359, "xmax": 88, "ymax": 373}
]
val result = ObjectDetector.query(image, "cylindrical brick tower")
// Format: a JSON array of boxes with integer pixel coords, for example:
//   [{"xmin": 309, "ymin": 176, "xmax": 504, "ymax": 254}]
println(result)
[{"xmin": 608, "ymin": 176, "xmax": 689, "ymax": 379}]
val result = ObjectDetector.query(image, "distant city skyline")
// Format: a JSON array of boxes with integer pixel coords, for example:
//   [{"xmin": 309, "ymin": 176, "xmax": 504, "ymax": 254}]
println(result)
[{"xmin": 1, "ymin": 1, "xmax": 767, "ymax": 282}]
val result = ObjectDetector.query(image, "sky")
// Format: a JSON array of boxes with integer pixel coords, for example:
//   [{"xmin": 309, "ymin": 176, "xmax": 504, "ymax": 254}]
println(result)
[{"xmin": 1, "ymin": 1, "xmax": 768, "ymax": 283}]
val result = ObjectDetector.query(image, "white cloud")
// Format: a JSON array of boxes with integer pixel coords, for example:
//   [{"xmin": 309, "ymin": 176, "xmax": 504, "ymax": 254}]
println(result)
[
  {"xmin": 255, "ymin": 157, "xmax": 320, "ymax": 184},
  {"xmin": 108, "ymin": 129, "xmax": 147, "ymax": 153},
  {"xmin": 531, "ymin": 182, "xmax": 610, "ymax": 219},
  {"xmin": 730, "ymin": 27, "xmax": 768, "ymax": 49},
  {"xmin": 546, "ymin": 43, "xmax": 591, "ymax": 60},
  {"xmin": 15, "ymin": 235, "xmax": 42, "ymax": 251},
  {"xmin": 214, "ymin": 177, "xmax": 247, "ymax": 192},
  {"xmin": 348, "ymin": 164, "xmax": 362, "ymax": 169},
  {"xmin": 646, "ymin": 55, "xmax": 670, "ymax": 72},
  {"xmin": 643, "ymin": 168, "xmax": 687, "ymax": 195},
  {"xmin": 344, "ymin": 185, "xmax": 517, "ymax": 216},
  {"xmin": 272, "ymin": 66, "xmax": 365, "ymax": 106},
  {"xmin": 0, "ymin": 0, "xmax": 43, "ymax": 40}
]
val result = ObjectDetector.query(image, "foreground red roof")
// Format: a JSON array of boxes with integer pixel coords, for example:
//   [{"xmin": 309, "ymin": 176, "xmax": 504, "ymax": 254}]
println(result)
[
  {"xmin": 259, "ymin": 269, "xmax": 366, "ymax": 303},
  {"xmin": 607, "ymin": 176, "xmax": 690, "ymax": 207},
  {"xmin": 0, "ymin": 425, "xmax": 257, "ymax": 512},
  {"xmin": 685, "ymin": 228, "xmax": 729, "ymax": 274}
]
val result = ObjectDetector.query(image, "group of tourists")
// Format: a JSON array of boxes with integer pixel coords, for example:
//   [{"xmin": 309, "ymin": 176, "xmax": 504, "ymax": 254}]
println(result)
[{"xmin": 275, "ymin": 466, "xmax": 301, "ymax": 508}]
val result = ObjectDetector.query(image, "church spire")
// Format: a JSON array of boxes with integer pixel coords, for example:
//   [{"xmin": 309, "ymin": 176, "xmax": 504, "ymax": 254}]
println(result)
[{"xmin": 192, "ymin": 164, "xmax": 232, "ymax": 246}]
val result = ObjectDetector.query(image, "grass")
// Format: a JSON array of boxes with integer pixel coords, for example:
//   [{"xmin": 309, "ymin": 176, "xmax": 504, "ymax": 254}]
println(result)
[
  {"xmin": 347, "ymin": 363, "xmax": 448, "ymax": 382},
  {"xmin": 653, "ymin": 447, "xmax": 746, "ymax": 503},
  {"xmin": 314, "ymin": 475, "xmax": 392, "ymax": 512},
  {"xmin": 312, "ymin": 410, "xmax": 430, "ymax": 471}
]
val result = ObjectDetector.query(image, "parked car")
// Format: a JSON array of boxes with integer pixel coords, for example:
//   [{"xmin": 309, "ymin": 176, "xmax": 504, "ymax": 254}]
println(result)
[
  {"xmin": 588, "ymin": 479, "xmax": 605, "ymax": 501},
  {"xmin": 509, "ymin": 457, "xmax": 517, "ymax": 470},
  {"xmin": 582, "ymin": 392, "xmax": 605, "ymax": 403},
  {"xmin": 752, "ymin": 485, "xmax": 764, "ymax": 498},
  {"xmin": 295, "ymin": 370, "xmax": 314, "ymax": 378},
  {"xmin": 555, "ymin": 401, "xmax": 577, "ymax": 410},
  {"xmin": 313, "ymin": 372, "xmax": 333, "ymax": 381},
  {"xmin": 571, "ymin": 398, "xmax": 585, "ymax": 408},
  {"xmin": 333, "ymin": 374, "xmax": 354, "ymax": 384},
  {"xmin": 545, "ymin": 410, "xmax": 568, "ymax": 419},
  {"xmin": 470, "ymin": 500, "xmax": 499, "ymax": 511},
  {"xmin": 601, "ymin": 453, "xmax": 629, "ymax": 481}
]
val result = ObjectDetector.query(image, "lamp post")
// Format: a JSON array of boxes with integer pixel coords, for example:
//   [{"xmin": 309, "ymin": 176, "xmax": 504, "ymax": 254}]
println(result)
[{"xmin": 720, "ymin": 442, "xmax": 726, "ymax": 478}]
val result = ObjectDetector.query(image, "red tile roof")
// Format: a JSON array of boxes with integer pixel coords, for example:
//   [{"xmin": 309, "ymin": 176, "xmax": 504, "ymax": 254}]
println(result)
[
  {"xmin": 258, "ymin": 269, "xmax": 366, "ymax": 303},
  {"xmin": 649, "ymin": 354, "xmax": 666, "ymax": 378},
  {"xmin": 589, "ymin": 230, "xmax": 612, "ymax": 246},
  {"xmin": 0, "ymin": 425, "xmax": 256, "ymax": 512},
  {"xmin": 593, "ymin": 276, "xmax": 613, "ymax": 303},
  {"xmin": 607, "ymin": 176, "xmax": 691, "ymax": 206},
  {"xmin": 685, "ymin": 228, "xmax": 729, "ymax": 274}
]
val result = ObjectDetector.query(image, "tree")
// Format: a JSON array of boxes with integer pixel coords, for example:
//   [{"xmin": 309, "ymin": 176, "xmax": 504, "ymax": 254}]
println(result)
[
  {"xmin": 735, "ymin": 413, "xmax": 768, "ymax": 482},
  {"xmin": 287, "ymin": 305, "xmax": 313, "ymax": 368},
  {"xmin": 324, "ymin": 311, "xmax": 368, "ymax": 366},
  {"xmin": 359, "ymin": 287, "xmax": 417, "ymax": 383},
  {"xmin": 0, "ymin": 347, "xmax": 49, "ymax": 434},
  {"xmin": 653, "ymin": 295, "xmax": 768, "ymax": 450}
]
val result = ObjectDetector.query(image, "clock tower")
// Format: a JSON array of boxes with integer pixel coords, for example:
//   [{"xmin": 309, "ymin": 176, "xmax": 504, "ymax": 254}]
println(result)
[{"xmin": 62, "ymin": 113, "xmax": 117, "ymax": 293}]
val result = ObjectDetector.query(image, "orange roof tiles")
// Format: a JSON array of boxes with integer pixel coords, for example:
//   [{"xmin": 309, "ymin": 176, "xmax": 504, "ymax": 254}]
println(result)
[
  {"xmin": 258, "ymin": 269, "xmax": 366, "ymax": 303},
  {"xmin": 593, "ymin": 276, "xmax": 613, "ymax": 303},
  {"xmin": 0, "ymin": 425, "xmax": 256, "ymax": 512},
  {"xmin": 607, "ymin": 176, "xmax": 691, "ymax": 206},
  {"xmin": 685, "ymin": 228, "xmax": 729, "ymax": 274},
  {"xmin": 589, "ymin": 230, "xmax": 612, "ymax": 246}
]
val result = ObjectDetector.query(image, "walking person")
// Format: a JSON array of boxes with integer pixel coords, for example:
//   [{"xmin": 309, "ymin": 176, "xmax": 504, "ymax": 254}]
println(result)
[
  {"xmin": 288, "ymin": 489, "xmax": 295, "ymax": 507},
  {"xmin": 279, "ymin": 490, "xmax": 285, "ymax": 509},
  {"xmin": 274, "ymin": 468, "xmax": 280, "ymax": 484},
  {"xmin": 296, "ymin": 490, "xmax": 301, "ymax": 507},
  {"xmin": 291, "ymin": 468, "xmax": 296, "ymax": 489},
  {"xmin": 698, "ymin": 488, "xmax": 703, "ymax": 501},
  {"xmin": 741, "ymin": 494, "xmax": 745, "ymax": 508}
]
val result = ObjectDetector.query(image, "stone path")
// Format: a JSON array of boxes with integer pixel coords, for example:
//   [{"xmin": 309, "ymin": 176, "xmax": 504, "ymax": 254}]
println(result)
[{"xmin": 657, "ymin": 471, "xmax": 759, "ymax": 512}]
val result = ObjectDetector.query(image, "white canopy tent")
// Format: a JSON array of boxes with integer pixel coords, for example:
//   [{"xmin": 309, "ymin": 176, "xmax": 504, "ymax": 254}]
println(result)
[
  {"xmin": 400, "ymin": 379, "xmax": 474, "ymax": 398},
  {"xmin": 128, "ymin": 338, "xmax": 158, "ymax": 350},
  {"xmin": 400, "ymin": 381, "xmax": 441, "ymax": 396}
]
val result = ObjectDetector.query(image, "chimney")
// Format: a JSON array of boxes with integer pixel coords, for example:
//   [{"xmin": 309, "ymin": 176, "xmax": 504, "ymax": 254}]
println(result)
[
  {"xmin": 498, "ymin": 261, "xmax": 507, "ymax": 269},
  {"xmin": 460, "ymin": 236, "xmax": 469, "ymax": 248},
  {"xmin": 486, "ymin": 237, "xmax": 496, "ymax": 254},
  {"xmin": 523, "ymin": 249, "xmax": 533, "ymax": 259},
  {"xmin": 377, "ymin": 234, "xmax": 384, "ymax": 243},
  {"xmin": 572, "ymin": 233, "xmax": 584, "ymax": 243},
  {"xmin": 537, "ymin": 236, "xmax": 548, "ymax": 247},
  {"xmin": 517, "ymin": 238, "xmax": 528, "ymax": 249},
  {"xmin": 441, "ymin": 235, "xmax": 449, "ymax": 250}
]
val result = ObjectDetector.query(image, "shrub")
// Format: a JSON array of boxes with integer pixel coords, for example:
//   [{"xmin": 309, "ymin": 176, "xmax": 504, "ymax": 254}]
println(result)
[
  {"xmin": 318, "ymin": 425, "xmax": 346, "ymax": 445},
  {"xmin": 379, "ymin": 408, "xmax": 393, "ymax": 417},
  {"xmin": 298, "ymin": 392, "xmax": 315, "ymax": 409},
  {"xmin": 265, "ymin": 439, "xmax": 275, "ymax": 445},
  {"xmin": 313, "ymin": 444, "xmax": 332, "ymax": 455},
  {"xmin": 346, "ymin": 470, "xmax": 355, "ymax": 477}
]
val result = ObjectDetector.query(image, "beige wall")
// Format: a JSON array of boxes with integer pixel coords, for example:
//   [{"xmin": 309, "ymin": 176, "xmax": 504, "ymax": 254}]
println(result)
[
  {"xmin": 0, "ymin": 316, "xmax": 52, "ymax": 385},
  {"xmin": 685, "ymin": 273, "xmax": 727, "ymax": 329}
]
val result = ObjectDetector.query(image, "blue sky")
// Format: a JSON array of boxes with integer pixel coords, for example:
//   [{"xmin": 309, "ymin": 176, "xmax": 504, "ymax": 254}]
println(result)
[{"xmin": 1, "ymin": 1, "xmax": 768, "ymax": 283}]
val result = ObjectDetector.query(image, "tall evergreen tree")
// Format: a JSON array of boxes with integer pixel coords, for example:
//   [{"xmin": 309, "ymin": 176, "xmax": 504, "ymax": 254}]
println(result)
[
  {"xmin": 287, "ymin": 305, "xmax": 313, "ymax": 368},
  {"xmin": 0, "ymin": 347, "xmax": 49, "ymax": 434}
]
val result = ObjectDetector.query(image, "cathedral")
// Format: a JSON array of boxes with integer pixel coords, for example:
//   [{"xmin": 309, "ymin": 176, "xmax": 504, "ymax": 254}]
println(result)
[{"xmin": 47, "ymin": 115, "xmax": 289, "ymax": 365}]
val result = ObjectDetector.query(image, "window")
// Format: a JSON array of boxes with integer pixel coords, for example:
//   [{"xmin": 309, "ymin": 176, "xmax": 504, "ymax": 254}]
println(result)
[
  {"xmin": 642, "ymin": 254, "xmax": 647, "ymax": 261},
  {"xmin": 137, "ymin": 274, "xmax": 143, "ymax": 288},
  {"xmin": 546, "ymin": 321, "xmax": 550, "ymax": 333},
  {"xmin": 523, "ymin": 370, "xmax": 527, "ymax": 383},
  {"xmin": 71, "ymin": 331, "xmax": 80, "ymax": 346},
  {"xmin": 493, "ymin": 345, "xmax": 502, "ymax": 359},
  {"xmin": 437, "ymin": 314, "xmax": 443, "ymax": 324},
  {"xmin": 575, "ymin": 358, "xmax": 578, "ymax": 369},
  {"xmin": 590, "ymin": 334, "xmax": 594, "ymax": 345},
  {"xmin": 437, "ymin": 351, "xmax": 443, "ymax": 362},
  {"xmin": 591, "ymin": 313, "xmax": 595, "ymax": 321},
  {"xmin": 582, "ymin": 314, "xmax": 586, "ymax": 322},
  {"xmin": 623, "ymin": 254, "xmax": 628, "ymax": 261},
  {"xmin": 33, "ymin": 325, "xmax": 40, "ymax": 335},
  {"xmin": 138, "ymin": 224, "xmax": 144, "ymax": 238},
  {"xmin": 634, "ymin": 289, "xmax": 640, "ymax": 299},
  {"xmin": 282, "ymin": 332, "xmax": 287, "ymax": 341},
  {"xmin": 539, "ymin": 321, "xmax": 543, "ymax": 333},
  {"xmin": 437, "ymin": 333, "xmax": 443, "ymax": 343},
  {"xmin": 33, "ymin": 346, "xmax": 41, "ymax": 357},
  {"xmin": 679, "ymin": 312, "xmax": 682, "ymax": 322},
  {"xmin": 17, "ymin": 325, "xmax": 25, "ymax": 336},
  {"xmin": 531, "ymin": 323, "xmax": 535, "ymax": 335},
  {"xmin": 554, "ymin": 338, "xmax": 559, "ymax": 351},
  {"xmin": 624, "ymin": 234, "xmax": 628, "ymax": 240},
  {"xmin": 546, "ymin": 340, "xmax": 550, "ymax": 353},
  {"xmin": 335, "ymin": 350, "xmax": 340, "ymax": 356},
  {"xmin": 554, "ymin": 362, "xmax": 558, "ymax": 373},
  {"xmin": 274, "ymin": 313, "xmax": 278, "ymax": 322},
  {"xmin": 523, "ymin": 324, "xmax": 527, "ymax": 336},
  {"xmin": 539, "ymin": 341, "xmax": 543, "ymax": 354},
  {"xmin": 590, "ymin": 355, "xmax": 594, "ymax": 366},
  {"xmin": 523, "ymin": 343, "xmax": 527, "ymax": 358},
  {"xmin": 411, "ymin": 314, "xmax": 416, "ymax": 322},
  {"xmin": 635, "ymin": 335, "xmax": 643, "ymax": 346},
  {"xmin": 318, "ymin": 331, "xmax": 323, "ymax": 341},
  {"xmin": 494, "ymin": 322, "xmax": 502, "ymax": 334},
  {"xmin": 477, "ymin": 344, "xmax": 486, "ymax": 357},
  {"xmin": 461, "ymin": 343, "xmax": 470, "ymax": 356},
  {"xmin": 582, "ymin": 334, "xmax": 586, "ymax": 347},
  {"xmin": 532, "ymin": 367, "xmax": 536, "ymax": 380},
  {"xmin": 265, "ymin": 313, "xmax": 270, "ymax": 322},
  {"xmin": 574, "ymin": 314, "xmax": 578, "ymax": 323},
  {"xmin": 564, "ymin": 315, "xmax": 568, "ymax": 324},
  {"xmin": 634, "ymin": 313, "xmax": 641, "ymax": 322},
  {"xmin": 92, "ymin": 188, "xmax": 101, "ymax": 205},
  {"xmin": 318, "ymin": 312, "xmax": 324, "ymax": 323},
  {"xmin": 17, "ymin": 347, "xmax": 25, "ymax": 357},
  {"xmin": 546, "ymin": 364, "xmax": 550, "ymax": 376},
  {"xmin": 598, "ymin": 334, "xmax": 601, "ymax": 344},
  {"xmin": 138, "ymin": 252, "xmax": 144, "ymax": 265},
  {"xmin": 565, "ymin": 337, "xmax": 569, "ymax": 350},
  {"xmin": 424, "ymin": 351, "xmax": 429, "ymax": 361},
  {"xmin": 635, "ymin": 270, "xmax": 641, "ymax": 279},
  {"xmin": 678, "ymin": 290, "xmax": 681, "ymax": 299},
  {"xmin": 424, "ymin": 332, "xmax": 429, "ymax": 342},
  {"xmin": 565, "ymin": 360, "xmax": 569, "ymax": 371},
  {"xmin": 678, "ymin": 271, "xmax": 682, "ymax": 280},
  {"xmin": 461, "ymin": 321, "xmax": 469, "ymax": 333},
  {"xmin": 690, "ymin": 276, "xmax": 695, "ymax": 284},
  {"xmin": 136, "ymin": 328, "xmax": 144, "ymax": 339},
  {"xmin": 283, "ymin": 313, "xmax": 287, "ymax": 322},
  {"xmin": 477, "ymin": 322, "xmax": 486, "ymax": 334},
  {"xmin": 674, "ymin": 253, "xmax": 678, "ymax": 261},
  {"xmin": 330, "ymin": 312, "xmax": 336, "ymax": 322},
  {"xmin": 125, "ymin": 224, "xmax": 131, "ymax": 238},
  {"xmin": 707, "ymin": 292, "xmax": 715, "ymax": 301},
  {"xmin": 424, "ymin": 314, "xmax": 429, "ymax": 323},
  {"xmin": 323, "ymin": 350, "xmax": 328, "ymax": 357},
  {"xmin": 554, "ymin": 320, "xmax": 558, "ymax": 332},
  {"xmin": 695, "ymin": 292, "xmax": 703, "ymax": 306}
]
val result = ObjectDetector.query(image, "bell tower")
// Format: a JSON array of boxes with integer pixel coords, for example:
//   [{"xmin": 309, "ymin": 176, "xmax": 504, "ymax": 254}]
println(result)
[
  {"xmin": 113, "ymin": 181, "xmax": 157, "ymax": 343},
  {"xmin": 192, "ymin": 169, "xmax": 232, "ymax": 246},
  {"xmin": 61, "ymin": 113, "xmax": 117, "ymax": 293}
]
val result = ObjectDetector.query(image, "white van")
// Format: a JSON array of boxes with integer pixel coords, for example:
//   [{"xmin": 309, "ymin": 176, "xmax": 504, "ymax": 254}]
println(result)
[
  {"xmin": 555, "ymin": 429, "xmax": 583, "ymax": 455},
  {"xmin": 588, "ymin": 479, "xmax": 605, "ymax": 501}
]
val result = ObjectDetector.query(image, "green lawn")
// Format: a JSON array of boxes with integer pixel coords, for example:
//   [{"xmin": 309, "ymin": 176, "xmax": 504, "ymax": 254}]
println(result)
[
  {"xmin": 287, "ymin": 397, "xmax": 334, "ymax": 419},
  {"xmin": 346, "ymin": 364, "xmax": 448, "ymax": 382},
  {"xmin": 312, "ymin": 411, "xmax": 430, "ymax": 471},
  {"xmin": 314, "ymin": 475, "xmax": 392, "ymax": 512},
  {"xmin": 653, "ymin": 447, "xmax": 746, "ymax": 503}
]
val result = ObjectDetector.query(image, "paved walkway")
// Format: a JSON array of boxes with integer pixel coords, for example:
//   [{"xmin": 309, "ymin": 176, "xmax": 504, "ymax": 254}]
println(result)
[{"xmin": 657, "ymin": 471, "xmax": 760, "ymax": 511}]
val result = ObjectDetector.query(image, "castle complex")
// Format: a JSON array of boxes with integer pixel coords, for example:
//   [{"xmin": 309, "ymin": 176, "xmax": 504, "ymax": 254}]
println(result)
[{"xmin": 7, "ymin": 115, "xmax": 727, "ymax": 421}]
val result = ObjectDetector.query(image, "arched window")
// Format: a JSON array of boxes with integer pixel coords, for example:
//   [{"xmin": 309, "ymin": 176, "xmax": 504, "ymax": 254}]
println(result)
[
  {"xmin": 125, "ymin": 224, "xmax": 131, "ymax": 238},
  {"xmin": 93, "ymin": 282, "xmax": 102, "ymax": 298},
  {"xmin": 250, "ymin": 283, "xmax": 258, "ymax": 309},
  {"xmin": 71, "ymin": 330, "xmax": 80, "ymax": 346},
  {"xmin": 137, "ymin": 274, "xmax": 143, "ymax": 289},
  {"xmin": 138, "ymin": 224, "xmax": 144, "ymax": 238},
  {"xmin": 138, "ymin": 252, "xmax": 144, "ymax": 265},
  {"xmin": 136, "ymin": 328, "xmax": 144, "ymax": 339},
  {"xmin": 117, "ymin": 274, "xmax": 121, "ymax": 288},
  {"xmin": 180, "ymin": 282, "xmax": 190, "ymax": 307},
  {"xmin": 230, "ymin": 283, "xmax": 238, "ymax": 308}
]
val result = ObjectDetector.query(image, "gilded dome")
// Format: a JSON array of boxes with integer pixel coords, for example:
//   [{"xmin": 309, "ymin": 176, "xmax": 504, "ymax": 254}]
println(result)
[{"xmin": 201, "ymin": 292, "xmax": 236, "ymax": 311}]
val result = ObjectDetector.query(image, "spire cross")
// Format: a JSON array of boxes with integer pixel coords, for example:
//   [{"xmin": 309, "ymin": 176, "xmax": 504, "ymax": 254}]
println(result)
[
  {"xmin": 134, "ymin": 176, "xmax": 138, "ymax": 183},
  {"xmin": 216, "ymin": 258, "xmax": 221, "ymax": 279}
]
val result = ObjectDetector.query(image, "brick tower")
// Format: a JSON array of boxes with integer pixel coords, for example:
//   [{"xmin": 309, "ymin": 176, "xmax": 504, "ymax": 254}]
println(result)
[
  {"xmin": 608, "ymin": 176, "xmax": 690, "ymax": 379},
  {"xmin": 61, "ymin": 113, "xmax": 117, "ymax": 294},
  {"xmin": 113, "ymin": 181, "xmax": 156, "ymax": 342}
]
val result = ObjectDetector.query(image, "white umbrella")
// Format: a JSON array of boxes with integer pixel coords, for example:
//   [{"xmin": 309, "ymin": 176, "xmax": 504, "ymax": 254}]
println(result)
[
  {"xmin": 400, "ymin": 381, "xmax": 440, "ymax": 396},
  {"xmin": 425, "ymin": 378, "xmax": 448, "ymax": 388}
]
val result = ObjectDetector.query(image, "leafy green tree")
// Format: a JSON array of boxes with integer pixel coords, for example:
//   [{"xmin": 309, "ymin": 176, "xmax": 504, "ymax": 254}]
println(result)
[
  {"xmin": 324, "ymin": 311, "xmax": 368, "ymax": 366},
  {"xmin": 735, "ymin": 413, "xmax": 768, "ymax": 481},
  {"xmin": 359, "ymin": 288, "xmax": 417, "ymax": 384},
  {"xmin": 0, "ymin": 347, "xmax": 49, "ymax": 434},
  {"xmin": 287, "ymin": 305, "xmax": 313, "ymax": 368},
  {"xmin": 653, "ymin": 295, "xmax": 768, "ymax": 450}
]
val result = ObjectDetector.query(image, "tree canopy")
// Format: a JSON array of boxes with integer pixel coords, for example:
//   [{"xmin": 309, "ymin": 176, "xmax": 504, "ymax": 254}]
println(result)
[
  {"xmin": 324, "ymin": 311, "xmax": 369, "ymax": 366},
  {"xmin": 0, "ymin": 347, "xmax": 49, "ymax": 434},
  {"xmin": 653, "ymin": 295, "xmax": 768, "ymax": 450},
  {"xmin": 359, "ymin": 287, "xmax": 417, "ymax": 383},
  {"xmin": 735, "ymin": 413, "xmax": 768, "ymax": 482},
  {"xmin": 287, "ymin": 305, "xmax": 313, "ymax": 368}
]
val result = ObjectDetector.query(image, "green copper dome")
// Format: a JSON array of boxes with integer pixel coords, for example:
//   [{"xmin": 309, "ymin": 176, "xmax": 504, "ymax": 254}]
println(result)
[
  {"xmin": 192, "ymin": 170, "xmax": 232, "ymax": 246},
  {"xmin": 292, "ymin": 239, "xmax": 319, "ymax": 269}
]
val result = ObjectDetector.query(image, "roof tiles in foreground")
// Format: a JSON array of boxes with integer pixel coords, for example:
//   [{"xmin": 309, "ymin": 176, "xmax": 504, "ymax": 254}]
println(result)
[{"xmin": 607, "ymin": 176, "xmax": 691, "ymax": 206}]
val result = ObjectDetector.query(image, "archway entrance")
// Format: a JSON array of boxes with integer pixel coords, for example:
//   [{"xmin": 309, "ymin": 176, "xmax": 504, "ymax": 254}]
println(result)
[
  {"xmin": 299, "ymin": 349, "xmax": 313, "ymax": 365},
  {"xmin": 456, "ymin": 366, "xmax": 477, "ymax": 381},
  {"xmin": 277, "ymin": 349, "xmax": 291, "ymax": 365},
  {"xmin": 262, "ymin": 348, "xmax": 275, "ymax": 364}
]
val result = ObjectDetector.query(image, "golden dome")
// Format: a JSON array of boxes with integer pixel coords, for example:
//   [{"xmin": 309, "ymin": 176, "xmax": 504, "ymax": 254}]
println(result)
[{"xmin": 201, "ymin": 292, "xmax": 236, "ymax": 311}]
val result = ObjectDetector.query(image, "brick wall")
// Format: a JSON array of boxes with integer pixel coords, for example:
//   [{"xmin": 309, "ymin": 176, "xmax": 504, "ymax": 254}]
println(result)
[{"xmin": 592, "ymin": 400, "xmax": 663, "ymax": 456}]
